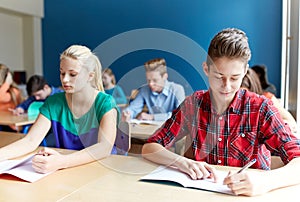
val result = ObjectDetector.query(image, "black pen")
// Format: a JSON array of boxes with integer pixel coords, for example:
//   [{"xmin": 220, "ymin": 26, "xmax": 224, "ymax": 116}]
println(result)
[{"xmin": 237, "ymin": 159, "xmax": 257, "ymax": 173}]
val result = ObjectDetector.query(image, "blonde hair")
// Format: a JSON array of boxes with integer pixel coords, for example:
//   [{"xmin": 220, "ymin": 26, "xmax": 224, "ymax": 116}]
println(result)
[
  {"xmin": 60, "ymin": 45, "xmax": 104, "ymax": 91},
  {"xmin": 103, "ymin": 68, "xmax": 116, "ymax": 85},
  {"xmin": 0, "ymin": 64, "xmax": 21, "ymax": 105},
  {"xmin": 144, "ymin": 58, "xmax": 167, "ymax": 76}
]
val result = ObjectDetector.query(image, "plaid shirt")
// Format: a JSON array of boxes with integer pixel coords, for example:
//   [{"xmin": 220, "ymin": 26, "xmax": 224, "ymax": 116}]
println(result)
[{"xmin": 147, "ymin": 89, "xmax": 300, "ymax": 170}]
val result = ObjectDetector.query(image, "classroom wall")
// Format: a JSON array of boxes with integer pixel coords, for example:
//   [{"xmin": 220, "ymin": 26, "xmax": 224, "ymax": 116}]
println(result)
[
  {"xmin": 0, "ymin": 0, "xmax": 43, "ymax": 76},
  {"xmin": 42, "ymin": 0, "xmax": 282, "ymax": 97}
]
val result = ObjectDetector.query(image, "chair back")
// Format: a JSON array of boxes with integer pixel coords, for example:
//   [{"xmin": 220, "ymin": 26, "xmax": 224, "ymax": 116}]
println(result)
[{"xmin": 115, "ymin": 121, "xmax": 131, "ymax": 155}]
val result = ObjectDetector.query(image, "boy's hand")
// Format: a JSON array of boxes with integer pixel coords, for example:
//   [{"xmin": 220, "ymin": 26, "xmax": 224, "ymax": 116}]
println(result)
[
  {"xmin": 223, "ymin": 170, "xmax": 270, "ymax": 196},
  {"xmin": 137, "ymin": 112, "xmax": 154, "ymax": 120},
  {"xmin": 176, "ymin": 158, "xmax": 218, "ymax": 182},
  {"xmin": 122, "ymin": 111, "xmax": 131, "ymax": 122},
  {"xmin": 9, "ymin": 107, "xmax": 25, "ymax": 115}
]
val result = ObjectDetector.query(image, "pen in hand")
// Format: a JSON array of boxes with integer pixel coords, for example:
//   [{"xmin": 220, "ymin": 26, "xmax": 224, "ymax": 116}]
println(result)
[{"xmin": 237, "ymin": 158, "xmax": 257, "ymax": 173}]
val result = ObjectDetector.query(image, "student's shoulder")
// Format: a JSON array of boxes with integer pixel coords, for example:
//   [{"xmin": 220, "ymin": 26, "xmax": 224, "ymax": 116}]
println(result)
[
  {"xmin": 46, "ymin": 92, "xmax": 65, "ymax": 102},
  {"xmin": 241, "ymin": 89, "xmax": 270, "ymax": 105}
]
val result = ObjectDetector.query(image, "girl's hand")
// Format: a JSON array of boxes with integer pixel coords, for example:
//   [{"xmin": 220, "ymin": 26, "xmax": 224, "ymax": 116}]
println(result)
[{"xmin": 32, "ymin": 148, "xmax": 67, "ymax": 173}]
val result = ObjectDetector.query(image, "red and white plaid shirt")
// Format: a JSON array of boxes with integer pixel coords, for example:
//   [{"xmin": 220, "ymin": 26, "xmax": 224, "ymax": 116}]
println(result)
[{"xmin": 147, "ymin": 89, "xmax": 300, "ymax": 170}]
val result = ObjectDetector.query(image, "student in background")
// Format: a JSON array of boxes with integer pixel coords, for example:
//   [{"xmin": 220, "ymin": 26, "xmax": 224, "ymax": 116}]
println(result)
[
  {"xmin": 251, "ymin": 64, "xmax": 277, "ymax": 95},
  {"xmin": 0, "ymin": 64, "xmax": 23, "ymax": 111},
  {"xmin": 12, "ymin": 75, "xmax": 63, "ymax": 115},
  {"xmin": 102, "ymin": 68, "xmax": 127, "ymax": 105},
  {"xmin": 122, "ymin": 58, "xmax": 185, "ymax": 121},
  {"xmin": 0, "ymin": 45, "xmax": 119, "ymax": 173},
  {"xmin": 241, "ymin": 68, "xmax": 298, "ymax": 134},
  {"xmin": 142, "ymin": 28, "xmax": 300, "ymax": 196}
]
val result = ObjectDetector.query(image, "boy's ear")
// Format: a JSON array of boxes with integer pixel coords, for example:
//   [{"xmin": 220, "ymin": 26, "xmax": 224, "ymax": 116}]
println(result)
[
  {"xmin": 162, "ymin": 73, "xmax": 168, "ymax": 80},
  {"xmin": 203, "ymin": 62, "xmax": 209, "ymax": 76},
  {"xmin": 244, "ymin": 64, "xmax": 249, "ymax": 76}
]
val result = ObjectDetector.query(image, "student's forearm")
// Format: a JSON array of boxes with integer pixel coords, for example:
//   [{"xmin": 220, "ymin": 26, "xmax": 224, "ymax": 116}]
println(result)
[
  {"xmin": 266, "ymin": 157, "xmax": 300, "ymax": 190},
  {"xmin": 142, "ymin": 143, "xmax": 184, "ymax": 167},
  {"xmin": 0, "ymin": 136, "xmax": 38, "ymax": 161},
  {"xmin": 61, "ymin": 142, "xmax": 112, "ymax": 169}
]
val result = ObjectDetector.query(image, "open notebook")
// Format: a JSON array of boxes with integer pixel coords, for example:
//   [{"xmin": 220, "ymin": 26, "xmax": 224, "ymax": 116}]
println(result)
[
  {"xmin": 140, "ymin": 166, "xmax": 233, "ymax": 195},
  {"xmin": 0, "ymin": 155, "xmax": 53, "ymax": 182}
]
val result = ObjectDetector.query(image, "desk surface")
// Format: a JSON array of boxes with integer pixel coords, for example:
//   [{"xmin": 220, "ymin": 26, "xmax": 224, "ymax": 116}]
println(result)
[
  {"xmin": 0, "ymin": 131, "xmax": 24, "ymax": 147},
  {"xmin": 1, "ymin": 153, "xmax": 299, "ymax": 201},
  {"xmin": 0, "ymin": 111, "xmax": 36, "ymax": 127},
  {"xmin": 130, "ymin": 122, "xmax": 163, "ymax": 140}
]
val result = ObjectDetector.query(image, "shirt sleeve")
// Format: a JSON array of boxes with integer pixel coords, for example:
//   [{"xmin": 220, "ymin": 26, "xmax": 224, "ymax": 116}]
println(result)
[
  {"xmin": 259, "ymin": 99, "xmax": 300, "ymax": 164},
  {"xmin": 124, "ymin": 90, "xmax": 145, "ymax": 119},
  {"xmin": 113, "ymin": 85, "xmax": 127, "ymax": 104},
  {"xmin": 174, "ymin": 84, "xmax": 185, "ymax": 107},
  {"xmin": 16, "ymin": 96, "xmax": 36, "ymax": 110}
]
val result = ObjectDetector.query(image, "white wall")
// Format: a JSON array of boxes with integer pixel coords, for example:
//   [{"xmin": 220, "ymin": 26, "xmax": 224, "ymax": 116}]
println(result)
[{"xmin": 0, "ymin": 0, "xmax": 43, "ymax": 76}]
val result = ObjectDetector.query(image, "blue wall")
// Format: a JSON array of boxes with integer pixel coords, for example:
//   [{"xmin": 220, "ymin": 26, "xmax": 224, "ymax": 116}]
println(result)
[{"xmin": 42, "ymin": 0, "xmax": 282, "ymax": 96}]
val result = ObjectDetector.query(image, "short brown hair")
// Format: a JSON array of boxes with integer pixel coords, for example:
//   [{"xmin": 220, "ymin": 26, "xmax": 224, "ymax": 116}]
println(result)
[
  {"xmin": 206, "ymin": 28, "xmax": 251, "ymax": 66},
  {"xmin": 144, "ymin": 58, "xmax": 167, "ymax": 76}
]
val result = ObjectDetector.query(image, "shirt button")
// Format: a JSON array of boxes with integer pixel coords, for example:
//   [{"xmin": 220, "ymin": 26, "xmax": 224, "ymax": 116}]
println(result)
[
  {"xmin": 218, "ymin": 137, "xmax": 222, "ymax": 142},
  {"xmin": 217, "ymin": 160, "xmax": 222, "ymax": 164},
  {"xmin": 241, "ymin": 133, "xmax": 245, "ymax": 138}
]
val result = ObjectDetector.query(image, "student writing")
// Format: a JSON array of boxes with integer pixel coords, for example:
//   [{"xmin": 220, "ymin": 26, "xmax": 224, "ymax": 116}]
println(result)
[
  {"xmin": 142, "ymin": 28, "xmax": 300, "ymax": 196},
  {"xmin": 0, "ymin": 45, "xmax": 119, "ymax": 173}
]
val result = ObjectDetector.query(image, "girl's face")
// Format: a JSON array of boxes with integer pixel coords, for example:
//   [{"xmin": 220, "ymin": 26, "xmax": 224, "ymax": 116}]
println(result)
[
  {"xmin": 60, "ymin": 57, "xmax": 90, "ymax": 93},
  {"xmin": 102, "ymin": 73, "xmax": 112, "ymax": 87}
]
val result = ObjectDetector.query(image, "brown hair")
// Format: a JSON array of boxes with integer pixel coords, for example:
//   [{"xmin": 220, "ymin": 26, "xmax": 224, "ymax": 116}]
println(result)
[
  {"xmin": 102, "ymin": 68, "xmax": 116, "ymax": 85},
  {"xmin": 241, "ymin": 68, "xmax": 263, "ymax": 94},
  {"xmin": 0, "ymin": 64, "xmax": 21, "ymax": 105},
  {"xmin": 207, "ymin": 28, "xmax": 251, "ymax": 67},
  {"xmin": 144, "ymin": 58, "xmax": 167, "ymax": 76}
]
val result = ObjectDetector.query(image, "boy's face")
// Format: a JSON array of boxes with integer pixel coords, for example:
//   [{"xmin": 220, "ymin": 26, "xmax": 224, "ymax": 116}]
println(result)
[
  {"xmin": 146, "ymin": 71, "xmax": 167, "ymax": 93},
  {"xmin": 203, "ymin": 57, "xmax": 247, "ymax": 106},
  {"xmin": 32, "ymin": 88, "xmax": 49, "ymax": 100}
]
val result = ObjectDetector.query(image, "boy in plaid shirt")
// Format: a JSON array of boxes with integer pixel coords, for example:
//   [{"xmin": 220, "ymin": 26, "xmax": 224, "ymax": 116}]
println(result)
[{"xmin": 142, "ymin": 28, "xmax": 300, "ymax": 196}]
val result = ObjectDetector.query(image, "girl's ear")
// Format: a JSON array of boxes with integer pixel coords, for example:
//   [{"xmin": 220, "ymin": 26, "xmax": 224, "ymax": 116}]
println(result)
[{"xmin": 89, "ymin": 71, "xmax": 95, "ymax": 81}]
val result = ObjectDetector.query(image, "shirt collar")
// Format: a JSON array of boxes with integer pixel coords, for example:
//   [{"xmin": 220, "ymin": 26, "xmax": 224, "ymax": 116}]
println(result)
[
  {"xmin": 201, "ymin": 89, "xmax": 243, "ymax": 114},
  {"xmin": 151, "ymin": 80, "xmax": 170, "ymax": 96}
]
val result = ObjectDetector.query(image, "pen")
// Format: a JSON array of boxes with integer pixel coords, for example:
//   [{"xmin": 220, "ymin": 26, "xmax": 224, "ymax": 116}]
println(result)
[{"xmin": 237, "ymin": 158, "xmax": 256, "ymax": 173}]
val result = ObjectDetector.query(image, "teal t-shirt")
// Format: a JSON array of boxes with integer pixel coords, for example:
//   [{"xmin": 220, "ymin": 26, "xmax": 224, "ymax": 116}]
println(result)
[{"xmin": 40, "ymin": 92, "xmax": 119, "ymax": 150}]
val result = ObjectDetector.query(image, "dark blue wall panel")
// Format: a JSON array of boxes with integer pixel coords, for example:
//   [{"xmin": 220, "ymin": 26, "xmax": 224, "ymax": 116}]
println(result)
[{"xmin": 42, "ymin": 0, "xmax": 282, "ymax": 96}]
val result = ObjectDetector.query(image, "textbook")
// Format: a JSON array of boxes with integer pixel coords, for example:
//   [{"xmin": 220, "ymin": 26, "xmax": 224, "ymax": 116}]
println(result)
[
  {"xmin": 130, "ymin": 119, "xmax": 164, "ymax": 126},
  {"xmin": 140, "ymin": 166, "xmax": 234, "ymax": 195},
  {"xmin": 0, "ymin": 155, "xmax": 52, "ymax": 182}
]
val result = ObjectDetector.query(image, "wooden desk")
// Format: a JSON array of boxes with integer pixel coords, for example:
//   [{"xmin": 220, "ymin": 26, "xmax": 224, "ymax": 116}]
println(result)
[
  {"xmin": 0, "ymin": 131, "xmax": 24, "ymax": 147},
  {"xmin": 0, "ymin": 154, "xmax": 297, "ymax": 202},
  {"xmin": 0, "ymin": 111, "xmax": 36, "ymax": 127},
  {"xmin": 129, "ymin": 123, "xmax": 163, "ymax": 154}
]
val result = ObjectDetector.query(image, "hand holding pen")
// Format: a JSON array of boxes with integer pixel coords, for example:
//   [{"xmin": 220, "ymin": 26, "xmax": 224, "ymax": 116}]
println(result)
[
  {"xmin": 223, "ymin": 159, "xmax": 258, "ymax": 196},
  {"xmin": 32, "ymin": 148, "xmax": 64, "ymax": 173}
]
